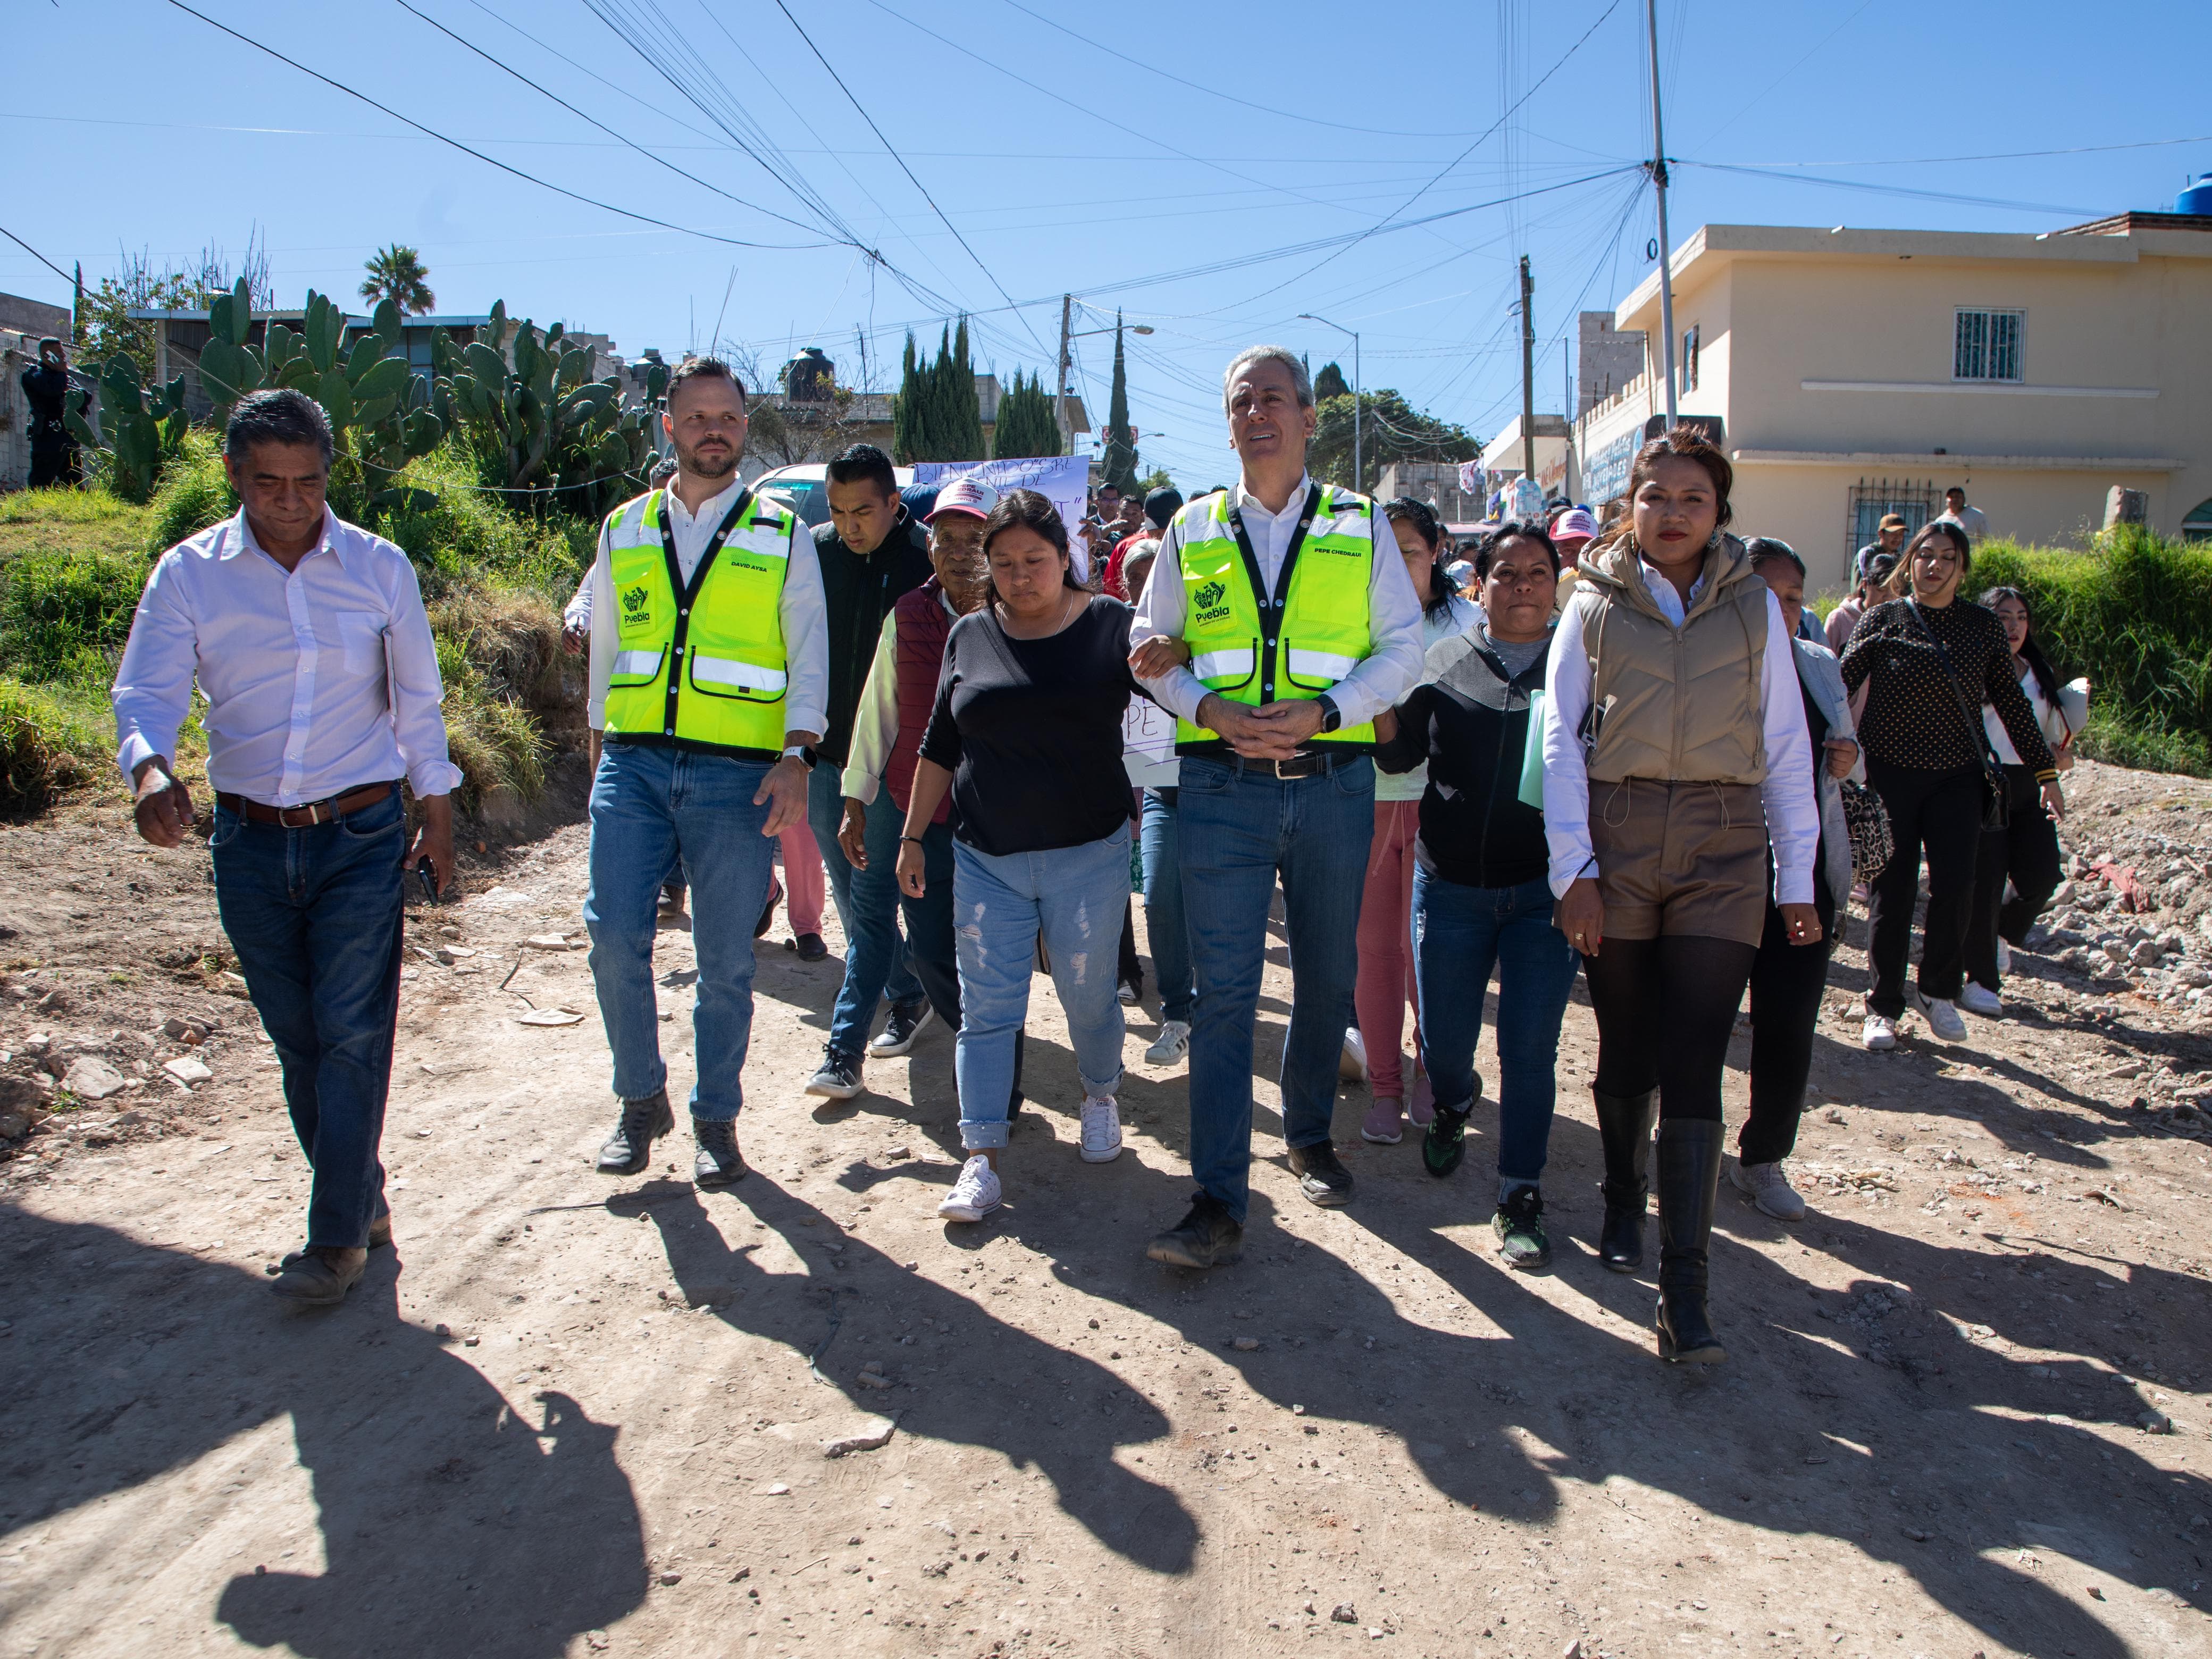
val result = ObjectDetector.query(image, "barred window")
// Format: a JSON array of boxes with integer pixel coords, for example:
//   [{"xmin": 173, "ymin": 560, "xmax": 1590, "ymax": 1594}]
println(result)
[{"xmin": 1954, "ymin": 308, "xmax": 2023, "ymax": 382}]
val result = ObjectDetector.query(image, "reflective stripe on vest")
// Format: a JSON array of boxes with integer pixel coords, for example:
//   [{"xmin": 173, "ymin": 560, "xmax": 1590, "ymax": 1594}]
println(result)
[
  {"xmin": 1172, "ymin": 483, "xmax": 1377, "ymax": 751},
  {"xmin": 601, "ymin": 488, "xmax": 794, "ymax": 758}
]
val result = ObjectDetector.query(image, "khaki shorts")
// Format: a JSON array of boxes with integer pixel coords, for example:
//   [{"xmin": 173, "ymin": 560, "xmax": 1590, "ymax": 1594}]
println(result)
[{"xmin": 1588, "ymin": 778, "xmax": 1769, "ymax": 946}]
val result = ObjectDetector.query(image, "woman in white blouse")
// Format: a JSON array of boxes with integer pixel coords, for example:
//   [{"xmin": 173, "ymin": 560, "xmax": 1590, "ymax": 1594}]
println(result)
[{"xmin": 1963, "ymin": 586, "xmax": 2082, "ymax": 1011}]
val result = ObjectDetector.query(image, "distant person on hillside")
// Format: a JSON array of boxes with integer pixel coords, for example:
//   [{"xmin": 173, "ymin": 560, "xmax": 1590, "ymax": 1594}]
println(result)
[
  {"xmin": 113, "ymin": 388, "xmax": 459, "ymax": 1307},
  {"xmin": 1936, "ymin": 487, "xmax": 1989, "ymax": 548},
  {"xmin": 21, "ymin": 339, "xmax": 83, "ymax": 488}
]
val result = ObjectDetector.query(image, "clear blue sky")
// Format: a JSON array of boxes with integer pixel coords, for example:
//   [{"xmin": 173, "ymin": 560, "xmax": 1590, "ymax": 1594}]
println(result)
[{"xmin": 7, "ymin": 0, "xmax": 2208, "ymax": 490}]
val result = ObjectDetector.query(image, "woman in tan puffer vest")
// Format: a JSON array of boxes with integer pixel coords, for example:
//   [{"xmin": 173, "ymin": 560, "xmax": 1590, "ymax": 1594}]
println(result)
[{"xmin": 1539, "ymin": 429, "xmax": 1825, "ymax": 1365}]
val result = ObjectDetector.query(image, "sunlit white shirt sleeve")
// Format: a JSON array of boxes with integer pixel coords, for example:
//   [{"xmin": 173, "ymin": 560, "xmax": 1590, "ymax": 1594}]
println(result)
[
  {"xmin": 777, "ymin": 513, "xmax": 829, "ymax": 740},
  {"xmin": 1757, "ymin": 590, "xmax": 1820, "ymax": 907},
  {"xmin": 1540, "ymin": 586, "xmax": 1600, "ymax": 899}
]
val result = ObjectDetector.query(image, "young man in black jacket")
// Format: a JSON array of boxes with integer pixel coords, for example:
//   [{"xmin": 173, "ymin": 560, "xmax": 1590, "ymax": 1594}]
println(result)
[
  {"xmin": 803, "ymin": 444, "xmax": 936, "ymax": 1099},
  {"xmin": 1370, "ymin": 523, "xmax": 1578, "ymax": 1268}
]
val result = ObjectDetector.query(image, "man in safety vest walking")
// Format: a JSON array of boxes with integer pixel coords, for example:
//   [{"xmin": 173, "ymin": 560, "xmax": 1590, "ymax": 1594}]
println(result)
[
  {"xmin": 583, "ymin": 357, "xmax": 829, "ymax": 1186},
  {"xmin": 1130, "ymin": 345, "xmax": 1425, "ymax": 1267}
]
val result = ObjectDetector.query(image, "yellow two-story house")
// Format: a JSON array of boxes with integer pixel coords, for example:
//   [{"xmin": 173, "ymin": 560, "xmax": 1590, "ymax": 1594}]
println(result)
[{"xmin": 1572, "ymin": 211, "xmax": 2212, "ymax": 588}]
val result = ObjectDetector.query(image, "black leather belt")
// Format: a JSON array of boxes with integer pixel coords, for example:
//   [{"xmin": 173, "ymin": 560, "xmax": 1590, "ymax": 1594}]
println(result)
[
  {"xmin": 1221, "ymin": 751, "xmax": 1356, "ymax": 781},
  {"xmin": 217, "ymin": 780, "xmax": 399, "ymax": 827}
]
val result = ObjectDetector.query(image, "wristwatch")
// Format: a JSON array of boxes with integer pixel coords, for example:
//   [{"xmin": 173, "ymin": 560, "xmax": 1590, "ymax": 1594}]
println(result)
[
  {"xmin": 1315, "ymin": 694, "xmax": 1343, "ymax": 734},
  {"xmin": 782, "ymin": 745, "xmax": 810, "ymax": 764}
]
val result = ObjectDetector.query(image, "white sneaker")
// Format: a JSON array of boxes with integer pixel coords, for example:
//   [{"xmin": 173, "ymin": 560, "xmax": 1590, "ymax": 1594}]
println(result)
[
  {"xmin": 1907, "ymin": 986, "xmax": 1968, "ymax": 1042},
  {"xmin": 1117, "ymin": 981, "xmax": 1139, "ymax": 1007},
  {"xmin": 1958, "ymin": 981, "xmax": 2003, "ymax": 1017},
  {"xmin": 1997, "ymin": 937, "xmax": 2012, "ymax": 975},
  {"xmin": 1339, "ymin": 1026, "xmax": 1369, "ymax": 1084},
  {"xmin": 1144, "ymin": 1020, "xmax": 1191, "ymax": 1066},
  {"xmin": 1862, "ymin": 1013, "xmax": 1897, "ymax": 1051},
  {"xmin": 1079, "ymin": 1095, "xmax": 1123, "ymax": 1163},
  {"xmin": 1730, "ymin": 1158, "xmax": 1807, "ymax": 1221},
  {"xmin": 936, "ymin": 1154, "xmax": 1001, "ymax": 1222}
]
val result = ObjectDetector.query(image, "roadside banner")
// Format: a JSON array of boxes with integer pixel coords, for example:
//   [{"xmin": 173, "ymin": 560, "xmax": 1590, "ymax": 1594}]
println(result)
[{"xmin": 912, "ymin": 455, "xmax": 1094, "ymax": 581}]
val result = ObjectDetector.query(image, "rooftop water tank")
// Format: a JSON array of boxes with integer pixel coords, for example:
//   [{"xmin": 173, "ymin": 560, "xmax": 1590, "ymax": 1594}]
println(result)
[{"xmin": 2180, "ymin": 173, "xmax": 2212, "ymax": 216}]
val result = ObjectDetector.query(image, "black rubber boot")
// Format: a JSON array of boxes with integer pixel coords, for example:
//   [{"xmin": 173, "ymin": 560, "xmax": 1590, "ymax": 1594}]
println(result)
[
  {"xmin": 1593, "ymin": 1087, "xmax": 1658, "ymax": 1272},
  {"xmin": 596, "ymin": 1088, "xmax": 674, "ymax": 1176},
  {"xmin": 1654, "ymin": 1118, "xmax": 1728, "ymax": 1364}
]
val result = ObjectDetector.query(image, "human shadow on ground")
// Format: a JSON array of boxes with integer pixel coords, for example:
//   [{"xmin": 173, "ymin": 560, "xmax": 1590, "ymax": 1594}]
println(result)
[
  {"xmin": 0, "ymin": 1208, "xmax": 645, "ymax": 1659},
  {"xmin": 606, "ymin": 1177, "xmax": 1200, "ymax": 1575}
]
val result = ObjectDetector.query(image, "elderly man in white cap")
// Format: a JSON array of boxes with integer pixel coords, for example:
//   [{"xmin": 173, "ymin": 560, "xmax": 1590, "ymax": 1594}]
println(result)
[
  {"xmin": 1548, "ymin": 505, "xmax": 1601, "ymax": 614},
  {"xmin": 836, "ymin": 475, "xmax": 1026, "ymax": 1108}
]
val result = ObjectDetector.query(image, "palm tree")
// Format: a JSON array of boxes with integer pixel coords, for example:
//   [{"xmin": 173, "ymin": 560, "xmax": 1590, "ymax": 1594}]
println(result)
[{"xmin": 359, "ymin": 244, "xmax": 435, "ymax": 314}]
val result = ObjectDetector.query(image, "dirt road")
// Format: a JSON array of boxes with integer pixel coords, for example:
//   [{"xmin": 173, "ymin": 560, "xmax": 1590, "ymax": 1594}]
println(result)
[{"xmin": 4, "ymin": 755, "xmax": 2211, "ymax": 1658}]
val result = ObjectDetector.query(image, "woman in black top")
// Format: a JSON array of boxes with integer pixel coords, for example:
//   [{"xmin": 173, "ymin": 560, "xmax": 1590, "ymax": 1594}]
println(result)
[
  {"xmin": 1370, "ymin": 523, "xmax": 1577, "ymax": 1270},
  {"xmin": 1841, "ymin": 520, "xmax": 2062, "ymax": 1048},
  {"xmin": 898, "ymin": 490, "xmax": 1141, "ymax": 1224}
]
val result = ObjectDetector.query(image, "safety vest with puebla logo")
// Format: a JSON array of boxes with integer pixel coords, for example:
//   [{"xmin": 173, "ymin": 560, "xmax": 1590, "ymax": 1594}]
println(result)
[
  {"xmin": 601, "ymin": 485, "xmax": 794, "ymax": 760},
  {"xmin": 1173, "ymin": 482, "xmax": 1377, "ymax": 753}
]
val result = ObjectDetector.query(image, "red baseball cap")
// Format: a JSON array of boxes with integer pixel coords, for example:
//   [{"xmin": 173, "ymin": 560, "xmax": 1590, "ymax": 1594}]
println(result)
[{"xmin": 924, "ymin": 476, "xmax": 999, "ymax": 523}]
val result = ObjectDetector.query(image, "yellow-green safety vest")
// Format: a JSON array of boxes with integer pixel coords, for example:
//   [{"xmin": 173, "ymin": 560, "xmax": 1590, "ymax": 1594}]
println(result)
[
  {"xmin": 1173, "ymin": 482, "xmax": 1377, "ymax": 752},
  {"xmin": 601, "ymin": 486, "xmax": 794, "ymax": 760}
]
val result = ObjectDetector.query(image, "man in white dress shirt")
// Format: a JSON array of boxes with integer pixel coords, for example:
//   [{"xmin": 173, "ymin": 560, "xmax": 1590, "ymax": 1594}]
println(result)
[
  {"xmin": 1128, "ymin": 346, "xmax": 1425, "ymax": 1267},
  {"xmin": 114, "ymin": 389, "xmax": 459, "ymax": 1308},
  {"xmin": 581, "ymin": 358, "xmax": 828, "ymax": 1188}
]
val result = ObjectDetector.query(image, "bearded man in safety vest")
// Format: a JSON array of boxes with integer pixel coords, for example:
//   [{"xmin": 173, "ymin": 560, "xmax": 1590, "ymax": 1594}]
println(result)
[
  {"xmin": 1129, "ymin": 345, "xmax": 1426, "ymax": 1268},
  {"xmin": 583, "ymin": 357, "xmax": 830, "ymax": 1187}
]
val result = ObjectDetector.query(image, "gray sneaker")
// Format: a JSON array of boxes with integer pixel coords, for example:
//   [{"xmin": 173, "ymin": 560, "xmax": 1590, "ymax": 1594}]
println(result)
[{"xmin": 1729, "ymin": 1158, "xmax": 1806, "ymax": 1221}]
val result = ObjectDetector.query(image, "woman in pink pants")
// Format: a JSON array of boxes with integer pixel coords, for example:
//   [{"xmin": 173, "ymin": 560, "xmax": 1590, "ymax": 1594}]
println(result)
[{"xmin": 1358, "ymin": 498, "xmax": 1480, "ymax": 1144}]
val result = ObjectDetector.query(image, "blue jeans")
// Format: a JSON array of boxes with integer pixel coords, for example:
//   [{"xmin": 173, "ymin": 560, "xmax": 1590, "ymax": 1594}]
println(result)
[
  {"xmin": 1411, "ymin": 867, "xmax": 1580, "ymax": 1187},
  {"xmin": 211, "ymin": 787, "xmax": 406, "ymax": 1250},
  {"xmin": 807, "ymin": 764, "xmax": 924, "ymax": 1052},
  {"xmin": 951, "ymin": 826, "xmax": 1129, "ymax": 1149},
  {"xmin": 585, "ymin": 743, "xmax": 775, "ymax": 1121},
  {"xmin": 1139, "ymin": 789, "xmax": 1195, "ymax": 1024},
  {"xmin": 1177, "ymin": 755, "xmax": 1375, "ymax": 1224}
]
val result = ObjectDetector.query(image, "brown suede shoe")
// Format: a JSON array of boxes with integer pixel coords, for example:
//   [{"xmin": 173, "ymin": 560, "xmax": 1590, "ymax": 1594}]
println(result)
[{"xmin": 270, "ymin": 1246, "xmax": 367, "ymax": 1306}]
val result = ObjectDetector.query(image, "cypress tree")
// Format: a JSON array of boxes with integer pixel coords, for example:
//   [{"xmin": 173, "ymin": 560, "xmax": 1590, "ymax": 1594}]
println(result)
[
  {"xmin": 892, "ymin": 331, "xmax": 924, "ymax": 464},
  {"xmin": 991, "ymin": 368, "xmax": 1060, "ymax": 458},
  {"xmin": 1103, "ymin": 311, "xmax": 1138, "ymax": 493},
  {"xmin": 936, "ymin": 318, "xmax": 984, "ymax": 461}
]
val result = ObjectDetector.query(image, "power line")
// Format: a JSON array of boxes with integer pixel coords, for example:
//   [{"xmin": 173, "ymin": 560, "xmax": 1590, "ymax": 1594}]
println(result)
[
  {"xmin": 994, "ymin": 0, "xmax": 1484, "ymax": 141},
  {"xmin": 390, "ymin": 0, "xmax": 828, "ymax": 242},
  {"xmin": 1707, "ymin": 134, "xmax": 2212, "ymax": 169},
  {"xmin": 1682, "ymin": 161, "xmax": 2100, "ymax": 217},
  {"xmin": 1245, "ymin": 0, "xmax": 1628, "ymax": 301},
  {"xmin": 764, "ymin": 0, "xmax": 1049, "ymax": 356},
  {"xmin": 161, "ymin": 0, "xmax": 819, "ymax": 253},
  {"xmin": 0, "ymin": 223, "xmax": 71, "ymax": 288}
]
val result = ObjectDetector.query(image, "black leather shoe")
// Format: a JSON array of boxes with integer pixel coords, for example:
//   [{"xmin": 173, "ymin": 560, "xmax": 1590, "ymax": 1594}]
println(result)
[
  {"xmin": 1287, "ymin": 1140, "xmax": 1353, "ymax": 1208},
  {"xmin": 1594, "ymin": 1087, "xmax": 1658, "ymax": 1272},
  {"xmin": 1654, "ymin": 1118, "xmax": 1728, "ymax": 1364},
  {"xmin": 596, "ymin": 1088, "xmax": 674, "ymax": 1176},
  {"xmin": 1145, "ymin": 1194, "xmax": 1244, "ymax": 1269},
  {"xmin": 792, "ymin": 932, "xmax": 828, "ymax": 962},
  {"xmin": 692, "ymin": 1118, "xmax": 748, "ymax": 1188}
]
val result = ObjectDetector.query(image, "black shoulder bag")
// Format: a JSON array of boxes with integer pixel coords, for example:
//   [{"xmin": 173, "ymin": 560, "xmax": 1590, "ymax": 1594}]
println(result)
[{"xmin": 1904, "ymin": 599, "xmax": 2009, "ymax": 833}]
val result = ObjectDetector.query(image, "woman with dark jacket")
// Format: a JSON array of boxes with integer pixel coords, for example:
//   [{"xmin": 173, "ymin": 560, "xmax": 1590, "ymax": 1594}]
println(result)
[
  {"xmin": 1735, "ymin": 540, "xmax": 1861, "ymax": 1222},
  {"xmin": 1840, "ymin": 523, "xmax": 2062, "ymax": 1049},
  {"xmin": 1962, "ymin": 585, "xmax": 2079, "ymax": 1012},
  {"xmin": 1371, "ymin": 522, "xmax": 1573, "ymax": 1269},
  {"xmin": 1541, "ymin": 431, "xmax": 1823, "ymax": 1364}
]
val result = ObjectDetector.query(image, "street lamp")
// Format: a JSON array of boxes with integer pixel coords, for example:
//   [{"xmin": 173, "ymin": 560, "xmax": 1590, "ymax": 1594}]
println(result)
[
  {"xmin": 1298, "ymin": 312, "xmax": 1360, "ymax": 493},
  {"xmin": 1056, "ymin": 297, "xmax": 1152, "ymax": 454}
]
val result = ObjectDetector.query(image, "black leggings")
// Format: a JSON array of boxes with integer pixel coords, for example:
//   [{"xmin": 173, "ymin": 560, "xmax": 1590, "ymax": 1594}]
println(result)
[
  {"xmin": 1865, "ymin": 758, "xmax": 1984, "ymax": 1017},
  {"xmin": 1584, "ymin": 934, "xmax": 1758, "ymax": 1122},
  {"xmin": 1964, "ymin": 765, "xmax": 2063, "ymax": 992},
  {"xmin": 1741, "ymin": 893, "xmax": 1836, "ymax": 1165}
]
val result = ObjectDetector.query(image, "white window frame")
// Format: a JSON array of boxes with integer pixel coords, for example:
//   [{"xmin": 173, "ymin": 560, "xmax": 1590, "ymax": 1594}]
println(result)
[{"xmin": 1954, "ymin": 307, "xmax": 2024, "ymax": 383}]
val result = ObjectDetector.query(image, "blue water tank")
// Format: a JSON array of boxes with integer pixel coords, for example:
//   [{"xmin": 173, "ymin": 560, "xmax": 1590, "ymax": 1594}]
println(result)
[{"xmin": 2180, "ymin": 174, "xmax": 2212, "ymax": 216}]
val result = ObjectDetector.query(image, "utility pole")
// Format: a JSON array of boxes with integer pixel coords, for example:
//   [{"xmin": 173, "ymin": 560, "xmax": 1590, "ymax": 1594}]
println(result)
[
  {"xmin": 1519, "ymin": 255, "xmax": 1536, "ymax": 484},
  {"xmin": 1055, "ymin": 293, "xmax": 1073, "ymax": 457},
  {"xmin": 1646, "ymin": 0, "xmax": 1679, "ymax": 429}
]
